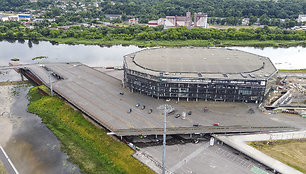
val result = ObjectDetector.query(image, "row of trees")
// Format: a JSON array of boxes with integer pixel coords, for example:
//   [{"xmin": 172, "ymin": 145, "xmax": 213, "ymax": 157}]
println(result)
[
  {"xmin": 1, "ymin": 21, "xmax": 305, "ymax": 41},
  {"xmin": 208, "ymin": 16, "xmax": 303, "ymax": 28},
  {"xmin": 101, "ymin": 0, "xmax": 306, "ymax": 22}
]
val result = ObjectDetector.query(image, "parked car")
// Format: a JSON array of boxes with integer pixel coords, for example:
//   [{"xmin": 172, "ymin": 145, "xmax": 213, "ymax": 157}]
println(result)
[
  {"xmin": 175, "ymin": 114, "xmax": 181, "ymax": 118},
  {"xmin": 119, "ymin": 92, "xmax": 124, "ymax": 95},
  {"xmin": 136, "ymin": 103, "xmax": 140, "ymax": 107},
  {"xmin": 193, "ymin": 123, "xmax": 199, "ymax": 127},
  {"xmin": 213, "ymin": 123, "xmax": 220, "ymax": 126},
  {"xmin": 127, "ymin": 108, "xmax": 132, "ymax": 113},
  {"xmin": 148, "ymin": 109, "xmax": 153, "ymax": 114},
  {"xmin": 188, "ymin": 111, "xmax": 192, "ymax": 115}
]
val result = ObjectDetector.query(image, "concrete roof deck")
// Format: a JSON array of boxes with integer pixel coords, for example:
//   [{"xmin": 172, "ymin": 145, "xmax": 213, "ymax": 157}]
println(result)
[
  {"xmin": 124, "ymin": 47, "xmax": 277, "ymax": 80},
  {"xmin": 21, "ymin": 62, "xmax": 293, "ymax": 136}
]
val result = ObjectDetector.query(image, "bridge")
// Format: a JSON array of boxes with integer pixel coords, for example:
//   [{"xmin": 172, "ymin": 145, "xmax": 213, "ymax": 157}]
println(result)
[{"xmin": 7, "ymin": 62, "xmax": 296, "ymax": 137}]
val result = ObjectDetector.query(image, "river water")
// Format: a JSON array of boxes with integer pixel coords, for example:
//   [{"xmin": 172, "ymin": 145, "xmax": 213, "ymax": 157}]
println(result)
[
  {"xmin": 0, "ymin": 40, "xmax": 305, "ymax": 69},
  {"xmin": 0, "ymin": 85, "xmax": 81, "ymax": 174},
  {"xmin": 0, "ymin": 40, "xmax": 305, "ymax": 173}
]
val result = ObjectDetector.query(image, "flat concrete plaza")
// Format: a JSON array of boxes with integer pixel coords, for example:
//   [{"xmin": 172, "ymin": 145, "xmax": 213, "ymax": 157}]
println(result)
[
  {"xmin": 22, "ymin": 63, "xmax": 295, "ymax": 136},
  {"xmin": 135, "ymin": 141, "xmax": 270, "ymax": 174}
]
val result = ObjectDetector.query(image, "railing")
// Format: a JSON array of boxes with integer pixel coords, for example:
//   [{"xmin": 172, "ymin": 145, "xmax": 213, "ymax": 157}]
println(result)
[{"xmin": 267, "ymin": 131, "xmax": 306, "ymax": 141}]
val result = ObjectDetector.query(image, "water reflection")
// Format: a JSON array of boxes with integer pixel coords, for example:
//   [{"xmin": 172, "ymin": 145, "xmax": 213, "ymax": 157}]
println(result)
[
  {"xmin": 5, "ymin": 86, "xmax": 80, "ymax": 174},
  {"xmin": 0, "ymin": 40, "xmax": 305, "ymax": 69},
  {"xmin": 0, "ymin": 40, "xmax": 142, "ymax": 67}
]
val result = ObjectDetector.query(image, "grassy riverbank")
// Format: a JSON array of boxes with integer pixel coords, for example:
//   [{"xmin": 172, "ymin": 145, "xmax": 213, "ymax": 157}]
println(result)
[
  {"xmin": 278, "ymin": 69, "xmax": 306, "ymax": 73},
  {"xmin": 249, "ymin": 139, "xmax": 306, "ymax": 173},
  {"xmin": 45, "ymin": 38, "xmax": 306, "ymax": 47},
  {"xmin": 27, "ymin": 86, "xmax": 154, "ymax": 174}
]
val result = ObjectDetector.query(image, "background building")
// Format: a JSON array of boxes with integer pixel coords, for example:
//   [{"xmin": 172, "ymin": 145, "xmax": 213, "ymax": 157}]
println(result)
[
  {"xmin": 123, "ymin": 47, "xmax": 277, "ymax": 103},
  {"xmin": 149, "ymin": 12, "xmax": 208, "ymax": 29},
  {"xmin": 297, "ymin": 14, "xmax": 306, "ymax": 23},
  {"xmin": 194, "ymin": 13, "xmax": 208, "ymax": 28}
]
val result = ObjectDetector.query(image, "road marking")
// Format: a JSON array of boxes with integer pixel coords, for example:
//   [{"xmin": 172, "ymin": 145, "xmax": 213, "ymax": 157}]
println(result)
[{"xmin": 169, "ymin": 142, "xmax": 210, "ymax": 173}]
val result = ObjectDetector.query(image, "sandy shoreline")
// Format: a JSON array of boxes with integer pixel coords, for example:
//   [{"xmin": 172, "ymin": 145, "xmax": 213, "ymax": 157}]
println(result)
[{"xmin": 0, "ymin": 85, "xmax": 15, "ymax": 147}]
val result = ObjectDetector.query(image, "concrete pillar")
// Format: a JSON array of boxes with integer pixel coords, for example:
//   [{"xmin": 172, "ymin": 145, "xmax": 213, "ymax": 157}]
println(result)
[{"xmin": 20, "ymin": 73, "xmax": 24, "ymax": 81}]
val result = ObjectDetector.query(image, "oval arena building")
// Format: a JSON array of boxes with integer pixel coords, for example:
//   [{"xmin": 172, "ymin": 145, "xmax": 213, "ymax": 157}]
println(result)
[{"xmin": 123, "ymin": 47, "xmax": 277, "ymax": 103}]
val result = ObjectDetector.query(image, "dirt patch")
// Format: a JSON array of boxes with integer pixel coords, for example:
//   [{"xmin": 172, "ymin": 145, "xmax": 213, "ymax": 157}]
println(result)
[{"xmin": 249, "ymin": 139, "xmax": 306, "ymax": 173}]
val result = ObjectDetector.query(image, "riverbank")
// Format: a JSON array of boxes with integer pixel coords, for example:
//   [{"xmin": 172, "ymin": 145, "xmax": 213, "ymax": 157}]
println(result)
[
  {"xmin": 278, "ymin": 69, "xmax": 306, "ymax": 73},
  {"xmin": 27, "ymin": 86, "xmax": 154, "ymax": 174},
  {"xmin": 46, "ymin": 38, "xmax": 306, "ymax": 47},
  {"xmin": 0, "ymin": 86, "xmax": 15, "ymax": 147}
]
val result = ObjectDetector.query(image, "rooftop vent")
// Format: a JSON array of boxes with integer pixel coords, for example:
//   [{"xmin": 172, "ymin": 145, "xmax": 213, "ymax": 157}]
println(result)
[
  {"xmin": 249, "ymin": 73, "xmax": 255, "ymax": 78},
  {"xmin": 223, "ymin": 74, "xmax": 228, "ymax": 77},
  {"xmin": 240, "ymin": 73, "xmax": 247, "ymax": 78},
  {"xmin": 198, "ymin": 73, "xmax": 202, "ymax": 77}
]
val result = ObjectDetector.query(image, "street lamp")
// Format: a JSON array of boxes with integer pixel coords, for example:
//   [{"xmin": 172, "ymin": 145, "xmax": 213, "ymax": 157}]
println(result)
[
  {"xmin": 157, "ymin": 104, "xmax": 174, "ymax": 174},
  {"xmin": 48, "ymin": 71, "xmax": 54, "ymax": 96}
]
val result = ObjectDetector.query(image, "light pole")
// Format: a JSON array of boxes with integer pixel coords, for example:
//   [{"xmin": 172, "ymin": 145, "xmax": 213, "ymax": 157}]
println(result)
[
  {"xmin": 157, "ymin": 104, "xmax": 174, "ymax": 174},
  {"xmin": 48, "ymin": 71, "xmax": 54, "ymax": 96}
]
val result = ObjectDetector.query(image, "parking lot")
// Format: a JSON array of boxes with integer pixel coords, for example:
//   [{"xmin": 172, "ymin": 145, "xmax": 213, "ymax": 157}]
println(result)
[{"xmin": 135, "ymin": 141, "xmax": 271, "ymax": 174}]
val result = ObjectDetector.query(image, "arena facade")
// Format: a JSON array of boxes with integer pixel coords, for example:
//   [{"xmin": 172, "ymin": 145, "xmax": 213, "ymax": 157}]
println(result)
[{"xmin": 123, "ymin": 47, "xmax": 277, "ymax": 103}]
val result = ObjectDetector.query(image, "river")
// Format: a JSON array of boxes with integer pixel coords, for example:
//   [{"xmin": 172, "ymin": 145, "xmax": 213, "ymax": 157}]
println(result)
[{"xmin": 0, "ymin": 40, "xmax": 305, "ymax": 69}]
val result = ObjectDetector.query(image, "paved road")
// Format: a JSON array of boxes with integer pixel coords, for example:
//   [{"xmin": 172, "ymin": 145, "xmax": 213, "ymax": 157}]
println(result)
[
  {"xmin": 216, "ymin": 131, "xmax": 306, "ymax": 174},
  {"xmin": 0, "ymin": 146, "xmax": 18, "ymax": 174}
]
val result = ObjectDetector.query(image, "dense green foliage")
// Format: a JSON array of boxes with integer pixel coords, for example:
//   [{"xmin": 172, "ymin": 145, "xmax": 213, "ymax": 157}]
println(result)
[
  {"xmin": 27, "ymin": 86, "xmax": 154, "ymax": 174},
  {"xmin": 1, "ymin": 0, "xmax": 305, "ymax": 26},
  {"xmin": 103, "ymin": 0, "xmax": 306, "ymax": 22},
  {"xmin": 0, "ymin": 0, "xmax": 29, "ymax": 11},
  {"xmin": 1, "ymin": 21, "xmax": 305, "ymax": 42},
  {"xmin": 0, "ymin": 0, "xmax": 51, "ymax": 11}
]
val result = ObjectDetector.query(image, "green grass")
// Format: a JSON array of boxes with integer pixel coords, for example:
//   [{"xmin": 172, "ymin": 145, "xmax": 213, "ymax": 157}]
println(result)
[
  {"xmin": 249, "ymin": 139, "xmax": 306, "ymax": 173},
  {"xmin": 27, "ymin": 86, "xmax": 154, "ymax": 174},
  {"xmin": 278, "ymin": 69, "xmax": 306, "ymax": 73},
  {"xmin": 10, "ymin": 58, "xmax": 19, "ymax": 61},
  {"xmin": 32, "ymin": 56, "xmax": 47, "ymax": 60},
  {"xmin": 45, "ymin": 37, "xmax": 306, "ymax": 47}
]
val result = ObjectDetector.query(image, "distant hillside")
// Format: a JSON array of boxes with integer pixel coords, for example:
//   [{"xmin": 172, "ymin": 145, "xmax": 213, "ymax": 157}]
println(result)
[
  {"xmin": 104, "ymin": 0, "xmax": 306, "ymax": 21},
  {"xmin": 0, "ymin": 0, "xmax": 30, "ymax": 11}
]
